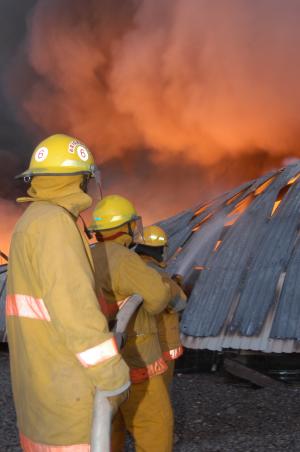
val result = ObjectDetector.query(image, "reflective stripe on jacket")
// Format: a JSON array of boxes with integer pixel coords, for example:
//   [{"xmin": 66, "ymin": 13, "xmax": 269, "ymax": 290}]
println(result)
[
  {"xmin": 91, "ymin": 241, "xmax": 171, "ymax": 383},
  {"xmin": 7, "ymin": 180, "xmax": 129, "ymax": 448},
  {"xmin": 20, "ymin": 433, "xmax": 90, "ymax": 452}
]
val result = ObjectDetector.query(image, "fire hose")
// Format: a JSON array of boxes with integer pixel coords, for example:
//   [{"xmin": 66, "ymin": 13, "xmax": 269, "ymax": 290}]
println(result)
[{"xmin": 91, "ymin": 294, "xmax": 143, "ymax": 452}]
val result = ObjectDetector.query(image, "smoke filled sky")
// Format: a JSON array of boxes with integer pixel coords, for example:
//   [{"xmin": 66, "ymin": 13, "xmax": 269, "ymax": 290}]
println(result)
[{"xmin": 1, "ymin": 0, "xmax": 300, "ymax": 249}]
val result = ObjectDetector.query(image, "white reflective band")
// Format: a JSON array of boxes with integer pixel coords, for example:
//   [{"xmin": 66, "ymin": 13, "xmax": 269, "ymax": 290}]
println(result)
[
  {"xmin": 76, "ymin": 338, "xmax": 118, "ymax": 368},
  {"xmin": 117, "ymin": 297, "xmax": 130, "ymax": 310},
  {"xmin": 20, "ymin": 433, "xmax": 90, "ymax": 451},
  {"xmin": 6, "ymin": 294, "xmax": 51, "ymax": 321},
  {"xmin": 163, "ymin": 346, "xmax": 183, "ymax": 361}
]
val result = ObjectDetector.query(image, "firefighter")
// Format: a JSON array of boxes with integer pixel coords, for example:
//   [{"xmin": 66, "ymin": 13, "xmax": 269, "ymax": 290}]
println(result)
[
  {"xmin": 89, "ymin": 194, "xmax": 174, "ymax": 452},
  {"xmin": 6, "ymin": 134, "xmax": 130, "ymax": 451},
  {"xmin": 135, "ymin": 225, "xmax": 187, "ymax": 388}
]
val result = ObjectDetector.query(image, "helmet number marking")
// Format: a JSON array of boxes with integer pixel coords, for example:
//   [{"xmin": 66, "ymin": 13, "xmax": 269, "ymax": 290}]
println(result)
[
  {"xmin": 77, "ymin": 145, "xmax": 89, "ymax": 161},
  {"xmin": 35, "ymin": 147, "xmax": 48, "ymax": 162}
]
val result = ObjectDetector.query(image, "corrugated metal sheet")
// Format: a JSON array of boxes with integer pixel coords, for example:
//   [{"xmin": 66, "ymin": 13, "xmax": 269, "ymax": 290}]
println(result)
[
  {"xmin": 2, "ymin": 163, "xmax": 300, "ymax": 352},
  {"xmin": 162, "ymin": 162, "xmax": 300, "ymax": 353},
  {"xmin": 0, "ymin": 264, "xmax": 7, "ymax": 342}
]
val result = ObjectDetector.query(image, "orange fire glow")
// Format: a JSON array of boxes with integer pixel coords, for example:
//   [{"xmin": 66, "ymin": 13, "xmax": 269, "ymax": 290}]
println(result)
[
  {"xmin": 224, "ymin": 175, "xmax": 277, "ymax": 226},
  {"xmin": 4, "ymin": 0, "xmax": 300, "ymax": 235},
  {"xmin": 254, "ymin": 176, "xmax": 276, "ymax": 195},
  {"xmin": 225, "ymin": 194, "xmax": 255, "ymax": 226},
  {"xmin": 270, "ymin": 173, "xmax": 300, "ymax": 216},
  {"xmin": 7, "ymin": 1, "xmax": 300, "ymax": 176},
  {"xmin": 214, "ymin": 240, "xmax": 222, "ymax": 251},
  {"xmin": 0, "ymin": 200, "xmax": 23, "ymax": 256},
  {"xmin": 192, "ymin": 203, "xmax": 212, "ymax": 219},
  {"xmin": 192, "ymin": 213, "xmax": 213, "ymax": 232}
]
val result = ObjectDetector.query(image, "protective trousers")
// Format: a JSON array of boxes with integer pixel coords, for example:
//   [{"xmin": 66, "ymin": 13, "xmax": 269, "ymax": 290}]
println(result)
[{"xmin": 111, "ymin": 375, "xmax": 173, "ymax": 452}]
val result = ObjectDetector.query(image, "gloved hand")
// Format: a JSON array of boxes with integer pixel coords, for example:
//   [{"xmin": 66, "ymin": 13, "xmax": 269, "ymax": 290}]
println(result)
[{"xmin": 107, "ymin": 389, "xmax": 129, "ymax": 417}]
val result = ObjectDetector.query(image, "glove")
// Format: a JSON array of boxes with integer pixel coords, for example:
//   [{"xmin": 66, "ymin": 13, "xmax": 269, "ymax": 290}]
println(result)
[{"xmin": 107, "ymin": 390, "xmax": 129, "ymax": 417}]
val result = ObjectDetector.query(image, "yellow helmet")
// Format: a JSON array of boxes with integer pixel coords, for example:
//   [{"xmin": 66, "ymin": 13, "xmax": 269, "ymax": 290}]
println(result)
[
  {"xmin": 140, "ymin": 225, "xmax": 168, "ymax": 247},
  {"xmin": 16, "ymin": 134, "xmax": 96, "ymax": 179},
  {"xmin": 89, "ymin": 195, "xmax": 140, "ymax": 231}
]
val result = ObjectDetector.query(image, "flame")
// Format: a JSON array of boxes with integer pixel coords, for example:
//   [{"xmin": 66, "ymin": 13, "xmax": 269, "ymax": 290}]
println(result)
[
  {"xmin": 214, "ymin": 240, "xmax": 222, "ymax": 251},
  {"xmin": 254, "ymin": 176, "xmax": 276, "ymax": 195},
  {"xmin": 271, "ymin": 200, "xmax": 282, "ymax": 215},
  {"xmin": 224, "ymin": 175, "xmax": 277, "ymax": 226},
  {"xmin": 225, "ymin": 194, "xmax": 255, "ymax": 226},
  {"xmin": 225, "ymin": 190, "xmax": 247, "ymax": 206},
  {"xmin": 4, "ymin": 1, "xmax": 300, "ymax": 228},
  {"xmin": 192, "ymin": 213, "xmax": 213, "ymax": 232},
  {"xmin": 271, "ymin": 173, "xmax": 300, "ymax": 216},
  {"xmin": 192, "ymin": 203, "xmax": 211, "ymax": 219}
]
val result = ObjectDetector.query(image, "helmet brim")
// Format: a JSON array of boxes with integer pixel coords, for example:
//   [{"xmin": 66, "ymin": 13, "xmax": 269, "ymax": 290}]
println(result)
[
  {"xmin": 15, "ymin": 169, "xmax": 94, "ymax": 180},
  {"xmin": 88, "ymin": 215, "xmax": 141, "ymax": 232}
]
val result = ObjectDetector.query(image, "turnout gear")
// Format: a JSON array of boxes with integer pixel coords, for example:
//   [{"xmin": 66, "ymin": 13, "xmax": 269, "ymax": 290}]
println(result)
[
  {"xmin": 91, "ymin": 199, "xmax": 173, "ymax": 452},
  {"xmin": 112, "ymin": 375, "xmax": 173, "ymax": 452},
  {"xmin": 92, "ymin": 240, "xmax": 170, "ymax": 379},
  {"xmin": 7, "ymin": 156, "xmax": 129, "ymax": 449},
  {"xmin": 136, "ymin": 226, "xmax": 187, "ymax": 389},
  {"xmin": 139, "ymin": 254, "xmax": 186, "ymax": 387}
]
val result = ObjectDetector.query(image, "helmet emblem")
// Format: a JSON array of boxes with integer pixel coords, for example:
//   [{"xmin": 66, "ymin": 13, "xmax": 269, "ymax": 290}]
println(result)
[
  {"xmin": 35, "ymin": 147, "xmax": 48, "ymax": 162},
  {"xmin": 77, "ymin": 145, "xmax": 89, "ymax": 161}
]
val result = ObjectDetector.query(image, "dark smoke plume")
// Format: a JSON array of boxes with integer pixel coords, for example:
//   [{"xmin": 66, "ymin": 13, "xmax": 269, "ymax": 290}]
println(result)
[{"xmin": 1, "ymin": 0, "xmax": 300, "ymax": 252}]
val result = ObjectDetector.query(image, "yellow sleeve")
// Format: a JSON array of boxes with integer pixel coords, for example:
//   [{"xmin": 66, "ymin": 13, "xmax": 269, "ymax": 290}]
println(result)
[
  {"xmin": 35, "ymin": 210, "xmax": 129, "ymax": 392},
  {"xmin": 117, "ymin": 252, "xmax": 171, "ymax": 315}
]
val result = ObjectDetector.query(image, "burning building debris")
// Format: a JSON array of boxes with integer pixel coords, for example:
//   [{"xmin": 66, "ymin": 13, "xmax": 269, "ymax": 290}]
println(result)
[
  {"xmin": 159, "ymin": 161, "xmax": 300, "ymax": 354},
  {"xmin": 2, "ymin": 161, "xmax": 300, "ymax": 354}
]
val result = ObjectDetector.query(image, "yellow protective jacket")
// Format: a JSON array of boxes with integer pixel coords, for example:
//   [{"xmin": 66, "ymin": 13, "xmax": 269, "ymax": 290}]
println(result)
[
  {"xmin": 6, "ymin": 176, "xmax": 129, "ymax": 450},
  {"xmin": 91, "ymin": 239, "xmax": 172, "ymax": 384},
  {"xmin": 140, "ymin": 255, "xmax": 187, "ymax": 361}
]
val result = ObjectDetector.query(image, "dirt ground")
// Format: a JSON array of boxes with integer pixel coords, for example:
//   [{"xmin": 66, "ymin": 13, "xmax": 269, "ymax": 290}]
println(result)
[{"xmin": 1, "ymin": 349, "xmax": 300, "ymax": 452}]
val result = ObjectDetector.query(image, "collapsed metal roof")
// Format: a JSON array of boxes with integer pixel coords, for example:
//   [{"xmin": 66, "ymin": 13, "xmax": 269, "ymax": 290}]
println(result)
[
  {"xmin": 1, "ymin": 162, "xmax": 300, "ymax": 353},
  {"xmin": 159, "ymin": 161, "xmax": 300, "ymax": 353}
]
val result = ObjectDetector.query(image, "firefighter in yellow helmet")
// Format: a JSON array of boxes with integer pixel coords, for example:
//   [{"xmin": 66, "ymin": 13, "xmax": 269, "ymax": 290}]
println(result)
[
  {"xmin": 89, "ymin": 195, "xmax": 174, "ymax": 452},
  {"xmin": 135, "ymin": 225, "xmax": 187, "ymax": 388},
  {"xmin": 6, "ymin": 134, "xmax": 130, "ymax": 451}
]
